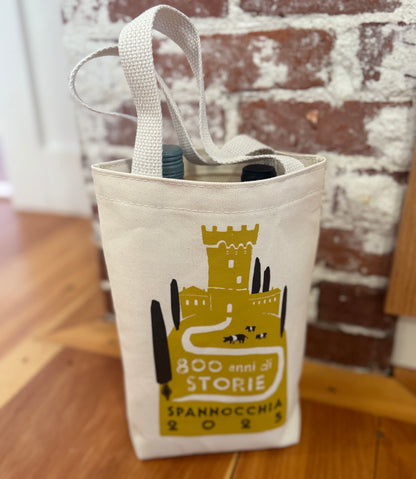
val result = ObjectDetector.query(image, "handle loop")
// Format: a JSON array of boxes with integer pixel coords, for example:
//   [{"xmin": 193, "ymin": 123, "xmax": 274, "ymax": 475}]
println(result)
[{"xmin": 70, "ymin": 5, "xmax": 304, "ymax": 177}]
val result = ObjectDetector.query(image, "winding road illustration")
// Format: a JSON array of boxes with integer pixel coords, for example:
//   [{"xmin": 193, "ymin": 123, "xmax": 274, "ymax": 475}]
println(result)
[{"xmin": 174, "ymin": 314, "xmax": 285, "ymax": 403}]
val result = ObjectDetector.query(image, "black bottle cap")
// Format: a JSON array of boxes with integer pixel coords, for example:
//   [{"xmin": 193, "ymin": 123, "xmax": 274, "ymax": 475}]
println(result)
[{"xmin": 241, "ymin": 164, "xmax": 277, "ymax": 182}]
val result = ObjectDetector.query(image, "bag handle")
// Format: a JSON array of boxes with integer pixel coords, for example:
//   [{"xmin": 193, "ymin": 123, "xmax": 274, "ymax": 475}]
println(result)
[
  {"xmin": 70, "ymin": 5, "xmax": 304, "ymax": 177},
  {"xmin": 69, "ymin": 46, "xmax": 137, "ymax": 122}
]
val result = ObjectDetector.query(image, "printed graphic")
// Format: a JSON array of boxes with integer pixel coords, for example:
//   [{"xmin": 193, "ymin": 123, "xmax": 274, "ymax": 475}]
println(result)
[{"xmin": 151, "ymin": 225, "xmax": 288, "ymax": 436}]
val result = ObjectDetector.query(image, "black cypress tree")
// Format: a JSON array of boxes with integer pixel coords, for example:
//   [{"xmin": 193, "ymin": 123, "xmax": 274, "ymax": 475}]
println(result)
[
  {"xmin": 170, "ymin": 279, "xmax": 180, "ymax": 330},
  {"xmin": 263, "ymin": 266, "xmax": 270, "ymax": 292},
  {"xmin": 151, "ymin": 300, "xmax": 172, "ymax": 399},
  {"xmin": 280, "ymin": 286, "xmax": 287, "ymax": 337},
  {"xmin": 252, "ymin": 257, "xmax": 261, "ymax": 294}
]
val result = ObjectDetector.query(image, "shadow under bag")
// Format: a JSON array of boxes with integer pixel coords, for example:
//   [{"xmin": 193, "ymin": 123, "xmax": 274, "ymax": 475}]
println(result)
[{"xmin": 70, "ymin": 4, "xmax": 326, "ymax": 460}]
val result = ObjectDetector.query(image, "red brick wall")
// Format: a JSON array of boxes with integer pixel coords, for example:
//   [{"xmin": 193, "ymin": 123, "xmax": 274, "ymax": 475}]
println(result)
[{"xmin": 62, "ymin": 0, "xmax": 416, "ymax": 372}]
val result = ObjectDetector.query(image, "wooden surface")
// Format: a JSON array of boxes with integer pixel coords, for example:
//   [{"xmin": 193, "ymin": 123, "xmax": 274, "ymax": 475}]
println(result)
[
  {"xmin": 394, "ymin": 367, "xmax": 416, "ymax": 396},
  {"xmin": 233, "ymin": 403, "xmax": 379, "ymax": 479},
  {"xmin": 376, "ymin": 418, "xmax": 416, "ymax": 479},
  {"xmin": 385, "ymin": 145, "xmax": 416, "ymax": 316},
  {"xmin": 300, "ymin": 360, "xmax": 416, "ymax": 424},
  {"xmin": 1, "ymin": 200, "xmax": 416, "ymax": 479},
  {"xmin": 0, "ymin": 349, "xmax": 235, "ymax": 479}
]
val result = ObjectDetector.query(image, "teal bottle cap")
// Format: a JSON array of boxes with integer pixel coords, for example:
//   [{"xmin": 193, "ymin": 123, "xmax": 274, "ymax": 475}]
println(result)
[
  {"xmin": 162, "ymin": 144, "xmax": 184, "ymax": 179},
  {"xmin": 162, "ymin": 144, "xmax": 183, "ymax": 159}
]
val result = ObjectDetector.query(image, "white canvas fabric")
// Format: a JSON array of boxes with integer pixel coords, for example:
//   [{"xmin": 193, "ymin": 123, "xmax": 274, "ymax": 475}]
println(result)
[{"xmin": 70, "ymin": 5, "xmax": 326, "ymax": 460}]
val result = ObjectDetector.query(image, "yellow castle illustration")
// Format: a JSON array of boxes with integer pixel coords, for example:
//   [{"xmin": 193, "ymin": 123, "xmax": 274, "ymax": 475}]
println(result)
[
  {"xmin": 180, "ymin": 225, "xmax": 281, "ymax": 323},
  {"xmin": 154, "ymin": 224, "xmax": 287, "ymax": 436}
]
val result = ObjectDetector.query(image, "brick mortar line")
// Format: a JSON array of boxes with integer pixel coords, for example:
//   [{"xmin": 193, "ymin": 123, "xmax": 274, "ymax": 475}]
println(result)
[
  {"xmin": 64, "ymin": 7, "xmax": 415, "ymax": 40},
  {"xmin": 78, "ymin": 90, "xmax": 415, "ymax": 112},
  {"xmin": 312, "ymin": 264, "xmax": 389, "ymax": 289},
  {"xmin": 311, "ymin": 319, "xmax": 394, "ymax": 338},
  {"xmin": 193, "ymin": 13, "xmax": 413, "ymax": 36},
  {"xmin": 167, "ymin": 80, "xmax": 414, "ymax": 102},
  {"xmin": 222, "ymin": 90, "xmax": 414, "ymax": 105}
]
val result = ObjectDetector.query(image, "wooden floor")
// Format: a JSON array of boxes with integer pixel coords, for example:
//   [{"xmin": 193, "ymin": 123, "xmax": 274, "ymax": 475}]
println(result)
[{"xmin": 1, "ymin": 199, "xmax": 415, "ymax": 479}]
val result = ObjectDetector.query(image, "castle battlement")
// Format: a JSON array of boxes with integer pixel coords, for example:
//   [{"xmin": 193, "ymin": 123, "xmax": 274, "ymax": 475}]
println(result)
[
  {"xmin": 201, "ymin": 224, "xmax": 259, "ymax": 248},
  {"xmin": 250, "ymin": 288, "xmax": 281, "ymax": 307}
]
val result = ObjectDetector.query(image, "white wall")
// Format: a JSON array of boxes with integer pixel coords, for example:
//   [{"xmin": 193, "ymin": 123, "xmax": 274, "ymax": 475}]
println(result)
[
  {"xmin": 0, "ymin": 0, "xmax": 89, "ymax": 216},
  {"xmin": 392, "ymin": 316, "xmax": 416, "ymax": 369}
]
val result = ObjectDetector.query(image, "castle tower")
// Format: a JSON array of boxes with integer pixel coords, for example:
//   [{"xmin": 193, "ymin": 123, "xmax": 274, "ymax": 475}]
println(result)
[{"xmin": 201, "ymin": 225, "xmax": 259, "ymax": 295}]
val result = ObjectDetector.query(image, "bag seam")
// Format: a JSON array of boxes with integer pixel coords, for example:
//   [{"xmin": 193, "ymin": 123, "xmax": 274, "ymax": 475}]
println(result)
[
  {"xmin": 95, "ymin": 189, "xmax": 323, "ymax": 214},
  {"xmin": 92, "ymin": 162, "xmax": 326, "ymax": 191}
]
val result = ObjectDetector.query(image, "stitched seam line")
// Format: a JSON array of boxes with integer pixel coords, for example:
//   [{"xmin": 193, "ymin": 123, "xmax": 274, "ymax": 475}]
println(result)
[
  {"xmin": 92, "ymin": 163, "xmax": 326, "ymax": 190},
  {"xmin": 95, "ymin": 189, "xmax": 323, "ymax": 213}
]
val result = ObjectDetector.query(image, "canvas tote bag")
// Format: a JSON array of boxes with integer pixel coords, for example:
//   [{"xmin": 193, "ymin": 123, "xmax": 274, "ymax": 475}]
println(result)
[{"xmin": 70, "ymin": 5, "xmax": 326, "ymax": 460}]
